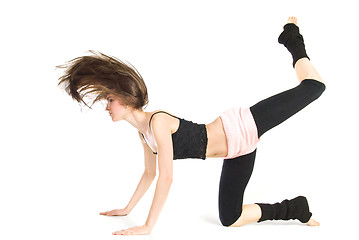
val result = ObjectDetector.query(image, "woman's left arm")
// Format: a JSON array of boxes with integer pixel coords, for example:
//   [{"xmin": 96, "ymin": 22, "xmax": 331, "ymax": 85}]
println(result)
[{"xmin": 113, "ymin": 114, "xmax": 173, "ymax": 235}]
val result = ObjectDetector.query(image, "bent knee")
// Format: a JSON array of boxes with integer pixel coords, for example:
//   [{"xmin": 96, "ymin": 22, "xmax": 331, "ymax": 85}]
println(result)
[
  {"xmin": 219, "ymin": 211, "xmax": 242, "ymax": 227},
  {"xmin": 301, "ymin": 79, "xmax": 326, "ymax": 99}
]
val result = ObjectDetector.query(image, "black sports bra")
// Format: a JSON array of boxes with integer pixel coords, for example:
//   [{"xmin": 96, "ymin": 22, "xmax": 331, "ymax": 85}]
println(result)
[{"xmin": 141, "ymin": 111, "xmax": 208, "ymax": 160}]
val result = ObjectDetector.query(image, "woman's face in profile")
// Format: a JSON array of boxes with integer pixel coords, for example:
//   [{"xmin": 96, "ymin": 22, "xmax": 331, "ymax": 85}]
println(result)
[{"xmin": 106, "ymin": 95, "xmax": 127, "ymax": 122}]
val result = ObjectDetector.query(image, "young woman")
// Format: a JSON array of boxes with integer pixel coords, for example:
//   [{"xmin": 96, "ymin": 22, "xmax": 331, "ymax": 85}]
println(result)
[{"xmin": 58, "ymin": 17, "xmax": 325, "ymax": 235}]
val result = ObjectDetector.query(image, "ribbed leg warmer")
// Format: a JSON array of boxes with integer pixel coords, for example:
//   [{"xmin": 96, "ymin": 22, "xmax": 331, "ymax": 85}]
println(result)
[
  {"xmin": 278, "ymin": 23, "xmax": 309, "ymax": 67},
  {"xmin": 256, "ymin": 196, "xmax": 313, "ymax": 223}
]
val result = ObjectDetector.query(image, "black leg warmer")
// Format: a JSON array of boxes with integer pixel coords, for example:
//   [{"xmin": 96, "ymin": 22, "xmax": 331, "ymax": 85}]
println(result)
[
  {"xmin": 278, "ymin": 23, "xmax": 309, "ymax": 67},
  {"xmin": 256, "ymin": 196, "xmax": 312, "ymax": 223}
]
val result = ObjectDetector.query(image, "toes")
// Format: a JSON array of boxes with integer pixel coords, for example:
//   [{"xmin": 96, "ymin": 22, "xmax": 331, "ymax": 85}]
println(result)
[
  {"xmin": 306, "ymin": 218, "xmax": 320, "ymax": 227},
  {"xmin": 287, "ymin": 17, "xmax": 298, "ymax": 25}
]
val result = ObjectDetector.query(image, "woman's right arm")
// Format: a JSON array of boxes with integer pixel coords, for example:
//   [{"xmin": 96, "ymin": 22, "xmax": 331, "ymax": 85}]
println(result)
[
  {"xmin": 99, "ymin": 132, "xmax": 157, "ymax": 216},
  {"xmin": 125, "ymin": 133, "xmax": 157, "ymax": 212}
]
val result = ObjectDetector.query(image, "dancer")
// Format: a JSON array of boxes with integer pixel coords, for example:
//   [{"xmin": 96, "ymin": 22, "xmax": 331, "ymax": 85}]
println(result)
[{"xmin": 57, "ymin": 17, "xmax": 325, "ymax": 235}]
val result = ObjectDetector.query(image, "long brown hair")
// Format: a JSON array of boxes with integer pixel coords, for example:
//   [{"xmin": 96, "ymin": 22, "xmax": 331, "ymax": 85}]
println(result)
[{"xmin": 57, "ymin": 50, "xmax": 148, "ymax": 109}]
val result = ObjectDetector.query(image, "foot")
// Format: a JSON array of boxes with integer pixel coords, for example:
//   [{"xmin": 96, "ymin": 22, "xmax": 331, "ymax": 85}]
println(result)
[
  {"xmin": 287, "ymin": 16, "xmax": 298, "ymax": 26},
  {"xmin": 279, "ymin": 16, "xmax": 309, "ymax": 67},
  {"xmin": 279, "ymin": 17, "xmax": 301, "ymax": 45},
  {"xmin": 306, "ymin": 217, "xmax": 320, "ymax": 226}
]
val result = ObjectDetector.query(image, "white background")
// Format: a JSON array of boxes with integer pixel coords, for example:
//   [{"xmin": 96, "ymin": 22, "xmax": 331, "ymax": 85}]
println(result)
[{"xmin": 1, "ymin": 0, "xmax": 358, "ymax": 239}]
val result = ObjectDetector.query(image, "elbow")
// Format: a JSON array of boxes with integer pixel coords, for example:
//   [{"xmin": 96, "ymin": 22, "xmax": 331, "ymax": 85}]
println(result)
[
  {"xmin": 166, "ymin": 176, "xmax": 173, "ymax": 185},
  {"xmin": 158, "ymin": 174, "xmax": 173, "ymax": 185},
  {"xmin": 144, "ymin": 170, "xmax": 156, "ymax": 180}
]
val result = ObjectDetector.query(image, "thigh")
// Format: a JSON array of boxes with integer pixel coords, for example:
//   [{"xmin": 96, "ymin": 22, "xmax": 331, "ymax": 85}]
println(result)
[
  {"xmin": 250, "ymin": 79, "xmax": 325, "ymax": 138},
  {"xmin": 218, "ymin": 150, "xmax": 256, "ymax": 226}
]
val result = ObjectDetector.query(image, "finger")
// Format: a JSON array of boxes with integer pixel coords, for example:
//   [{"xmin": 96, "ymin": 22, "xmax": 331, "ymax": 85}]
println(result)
[
  {"xmin": 113, "ymin": 229, "xmax": 128, "ymax": 235},
  {"xmin": 101, "ymin": 212, "xmax": 114, "ymax": 216},
  {"xmin": 124, "ymin": 230, "xmax": 134, "ymax": 235},
  {"xmin": 107, "ymin": 211, "xmax": 116, "ymax": 216}
]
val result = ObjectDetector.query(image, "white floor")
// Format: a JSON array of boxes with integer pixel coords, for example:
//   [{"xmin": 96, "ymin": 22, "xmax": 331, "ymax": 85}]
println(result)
[
  {"xmin": 1, "ymin": 1, "xmax": 358, "ymax": 239},
  {"xmin": 2, "ymin": 153, "xmax": 357, "ymax": 240}
]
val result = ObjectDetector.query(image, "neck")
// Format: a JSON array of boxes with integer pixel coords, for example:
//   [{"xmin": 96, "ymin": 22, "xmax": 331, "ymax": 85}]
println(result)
[{"xmin": 123, "ymin": 108, "xmax": 150, "ymax": 134}]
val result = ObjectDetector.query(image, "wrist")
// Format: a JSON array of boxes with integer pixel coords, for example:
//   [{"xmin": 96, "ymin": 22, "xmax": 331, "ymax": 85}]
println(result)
[
  {"xmin": 144, "ymin": 222, "xmax": 154, "ymax": 230},
  {"xmin": 144, "ymin": 217, "xmax": 156, "ymax": 229},
  {"xmin": 124, "ymin": 206, "xmax": 132, "ymax": 214},
  {"xmin": 142, "ymin": 224, "xmax": 153, "ymax": 235}
]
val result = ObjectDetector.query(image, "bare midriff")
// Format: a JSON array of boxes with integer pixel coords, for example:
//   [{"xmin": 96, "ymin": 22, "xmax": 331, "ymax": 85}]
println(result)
[{"xmin": 205, "ymin": 117, "xmax": 228, "ymax": 158}]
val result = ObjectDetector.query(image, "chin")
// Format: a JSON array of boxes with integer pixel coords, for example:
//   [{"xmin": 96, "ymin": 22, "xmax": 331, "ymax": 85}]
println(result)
[{"xmin": 112, "ymin": 117, "xmax": 121, "ymax": 122}]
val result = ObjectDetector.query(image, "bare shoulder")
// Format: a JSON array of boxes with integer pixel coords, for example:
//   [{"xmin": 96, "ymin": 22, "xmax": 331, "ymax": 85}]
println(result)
[
  {"xmin": 150, "ymin": 110, "xmax": 179, "ymax": 135},
  {"xmin": 151, "ymin": 113, "xmax": 172, "ymax": 133},
  {"xmin": 150, "ymin": 111, "xmax": 174, "ymax": 158}
]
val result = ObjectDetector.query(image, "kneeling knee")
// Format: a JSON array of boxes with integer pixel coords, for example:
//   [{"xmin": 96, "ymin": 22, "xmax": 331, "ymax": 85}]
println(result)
[{"xmin": 219, "ymin": 212, "xmax": 242, "ymax": 227}]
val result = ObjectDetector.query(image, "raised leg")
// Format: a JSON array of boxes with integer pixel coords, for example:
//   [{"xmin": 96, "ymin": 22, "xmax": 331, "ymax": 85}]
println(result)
[
  {"xmin": 282, "ymin": 17, "xmax": 324, "ymax": 84},
  {"xmin": 250, "ymin": 79, "xmax": 325, "ymax": 137},
  {"xmin": 250, "ymin": 17, "xmax": 326, "ymax": 138},
  {"xmin": 279, "ymin": 17, "xmax": 323, "ymax": 82},
  {"xmin": 295, "ymin": 58, "xmax": 324, "ymax": 83}
]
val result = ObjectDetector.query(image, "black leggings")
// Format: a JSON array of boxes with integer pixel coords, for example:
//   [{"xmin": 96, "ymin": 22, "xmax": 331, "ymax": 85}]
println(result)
[{"xmin": 218, "ymin": 79, "xmax": 326, "ymax": 226}]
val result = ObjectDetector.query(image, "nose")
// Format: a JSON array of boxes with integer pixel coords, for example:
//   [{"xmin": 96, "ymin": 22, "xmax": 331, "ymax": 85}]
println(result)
[{"xmin": 106, "ymin": 103, "xmax": 110, "ymax": 111}]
